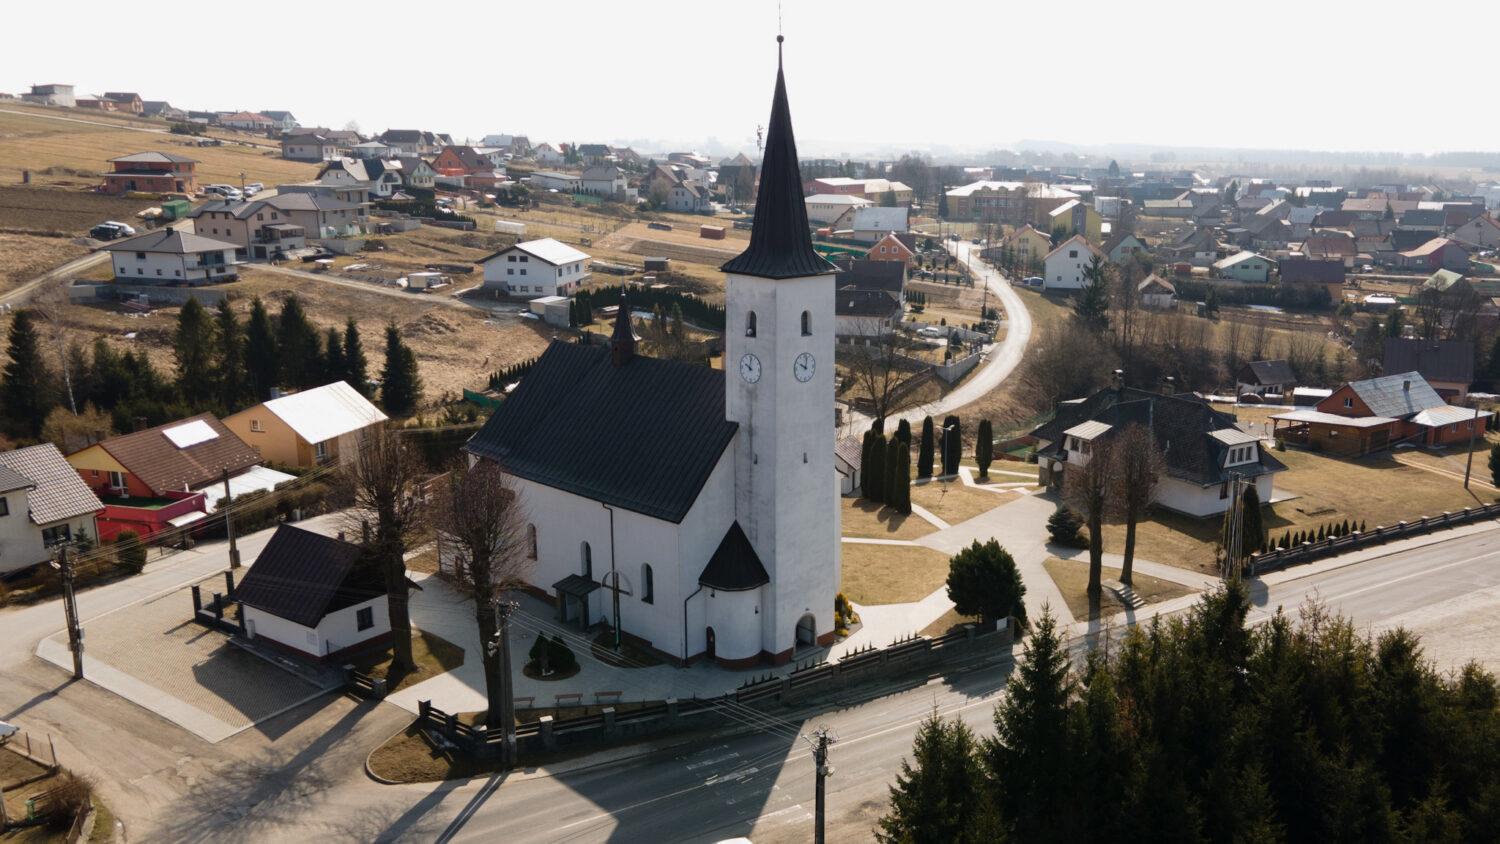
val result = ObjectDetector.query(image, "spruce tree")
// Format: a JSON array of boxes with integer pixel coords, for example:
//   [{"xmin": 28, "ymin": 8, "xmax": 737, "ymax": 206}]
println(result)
[
  {"xmin": 876, "ymin": 712, "xmax": 990, "ymax": 844},
  {"xmin": 1, "ymin": 310, "xmax": 56, "ymax": 439},
  {"xmin": 985, "ymin": 608, "xmax": 1073, "ymax": 838},
  {"xmin": 917, "ymin": 416, "xmax": 935, "ymax": 478},
  {"xmin": 173, "ymin": 297, "xmax": 217, "ymax": 405},
  {"xmin": 380, "ymin": 321, "xmax": 423, "ymax": 416},
  {"xmin": 244, "ymin": 297, "xmax": 279, "ymax": 400},
  {"xmin": 213, "ymin": 299, "xmax": 247, "ymax": 410},
  {"xmin": 323, "ymin": 327, "xmax": 346, "ymax": 385},
  {"xmin": 343, "ymin": 318, "xmax": 369, "ymax": 395},
  {"xmin": 975, "ymin": 418, "xmax": 994, "ymax": 479},
  {"xmin": 276, "ymin": 295, "xmax": 321, "ymax": 389},
  {"xmin": 942, "ymin": 416, "xmax": 962, "ymax": 476}
]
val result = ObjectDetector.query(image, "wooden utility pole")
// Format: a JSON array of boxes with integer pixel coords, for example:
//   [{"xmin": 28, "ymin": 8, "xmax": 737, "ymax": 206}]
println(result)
[
  {"xmin": 1464, "ymin": 403, "xmax": 1481, "ymax": 489},
  {"xmin": 808, "ymin": 727, "xmax": 836, "ymax": 844},
  {"xmin": 54, "ymin": 546, "xmax": 83, "ymax": 679},
  {"xmin": 223, "ymin": 468, "xmax": 240, "ymax": 569}
]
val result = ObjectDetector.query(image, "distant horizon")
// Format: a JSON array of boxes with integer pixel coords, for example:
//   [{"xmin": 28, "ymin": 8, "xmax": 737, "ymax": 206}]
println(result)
[{"xmin": 8, "ymin": 0, "xmax": 1500, "ymax": 164}]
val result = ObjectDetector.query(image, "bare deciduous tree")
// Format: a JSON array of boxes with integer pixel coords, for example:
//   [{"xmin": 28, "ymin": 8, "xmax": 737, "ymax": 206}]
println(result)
[
  {"xmin": 435, "ymin": 459, "xmax": 534, "ymax": 728},
  {"xmin": 343, "ymin": 424, "xmax": 427, "ymax": 674},
  {"xmin": 1108, "ymin": 425, "xmax": 1164, "ymax": 586},
  {"xmin": 1064, "ymin": 434, "xmax": 1113, "ymax": 598},
  {"xmin": 842, "ymin": 325, "xmax": 923, "ymax": 422}
]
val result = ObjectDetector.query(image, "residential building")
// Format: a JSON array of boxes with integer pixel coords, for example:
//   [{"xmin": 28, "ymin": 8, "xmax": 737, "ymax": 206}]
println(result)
[
  {"xmin": 224, "ymin": 382, "xmax": 387, "ymax": 468},
  {"xmin": 865, "ymin": 231, "xmax": 915, "ymax": 266},
  {"xmin": 236, "ymin": 525, "xmax": 389, "ymax": 662},
  {"xmin": 258, "ymin": 111, "xmax": 299, "ymax": 132},
  {"xmin": 1003, "ymin": 224, "xmax": 1053, "ymax": 268},
  {"xmin": 803, "ymin": 177, "xmax": 912, "ymax": 204},
  {"xmin": 221, "ymin": 111, "xmax": 275, "ymax": 131},
  {"xmin": 533, "ymin": 143, "xmax": 564, "ymax": 165},
  {"xmin": 835, "ymin": 288, "xmax": 902, "ymax": 337},
  {"xmin": 1452, "ymin": 215, "xmax": 1500, "ymax": 250},
  {"xmin": 103, "ymin": 228, "xmax": 238, "ymax": 284},
  {"xmin": 1236, "ymin": 359, "xmax": 1296, "ymax": 400},
  {"xmin": 282, "ymin": 133, "xmax": 338, "ymax": 162},
  {"xmin": 22, "ymin": 83, "xmax": 74, "ymax": 107},
  {"xmin": 393, "ymin": 156, "xmax": 437, "ymax": 190},
  {"xmin": 189, "ymin": 198, "xmax": 308, "ymax": 260},
  {"xmin": 376, "ymin": 129, "xmax": 447, "ymax": 156},
  {"xmin": 804, "ymin": 194, "xmax": 871, "ymax": 226},
  {"xmin": 65, "ymin": 414, "xmax": 262, "ymax": 539},
  {"xmin": 1397, "ymin": 237, "xmax": 1470, "ymax": 272},
  {"xmin": 432, "ymin": 145, "xmax": 501, "ymax": 179},
  {"xmin": 528, "ymin": 171, "xmax": 582, "ymax": 193},
  {"xmin": 101, "ymin": 151, "xmax": 197, "ymax": 196},
  {"xmin": 478, "ymin": 238, "xmax": 592, "ymax": 297},
  {"xmin": 141, "ymin": 101, "xmax": 186, "ymax": 121},
  {"xmin": 945, "ymin": 181, "xmax": 1079, "ymax": 224},
  {"xmin": 580, "ymin": 165, "xmax": 628, "ymax": 199},
  {"xmin": 1382, "ymin": 338, "xmax": 1474, "ymax": 399},
  {"xmin": 848, "ymin": 206, "xmax": 909, "ymax": 243},
  {"xmin": 833, "ymin": 256, "xmax": 906, "ymax": 304},
  {"xmin": 1031, "ymin": 386, "xmax": 1285, "ymax": 517},
  {"xmin": 1047, "ymin": 199, "xmax": 1103, "ymax": 243},
  {"xmin": 1043, "ymin": 234, "xmax": 1106, "ymax": 290},
  {"xmin": 349, "ymin": 141, "xmax": 392, "ymax": 160},
  {"xmin": 578, "ymin": 144, "xmax": 613, "ymax": 165},
  {"xmin": 316, "ymin": 157, "xmax": 403, "ymax": 198},
  {"xmin": 456, "ymin": 51, "xmax": 841, "ymax": 667},
  {"xmin": 1271, "ymin": 372, "xmax": 1490, "ymax": 456},
  {"xmin": 0, "ymin": 444, "xmax": 104, "ymax": 575},
  {"xmin": 100, "ymin": 92, "xmax": 144, "ymax": 114},
  {"xmin": 1104, "ymin": 232, "xmax": 1148, "ymax": 263},
  {"xmin": 666, "ymin": 179, "xmax": 712, "ymax": 213},
  {"xmin": 1137, "ymin": 274, "xmax": 1176, "ymax": 309},
  {"xmin": 1279, "ymin": 257, "xmax": 1346, "ymax": 305},
  {"xmin": 259, "ymin": 191, "xmax": 367, "ymax": 240},
  {"xmin": 1213, "ymin": 250, "xmax": 1274, "ymax": 283}
]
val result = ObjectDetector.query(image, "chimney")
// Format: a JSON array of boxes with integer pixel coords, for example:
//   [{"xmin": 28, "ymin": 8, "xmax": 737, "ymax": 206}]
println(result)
[{"xmin": 1403, "ymin": 379, "xmax": 1410, "ymax": 392}]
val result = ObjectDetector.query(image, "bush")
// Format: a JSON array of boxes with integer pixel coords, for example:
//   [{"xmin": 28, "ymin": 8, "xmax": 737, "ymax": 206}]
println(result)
[
  {"xmin": 1046, "ymin": 507, "xmax": 1085, "ymax": 547},
  {"xmin": 548, "ymin": 634, "xmax": 577, "ymax": 672},
  {"xmin": 43, "ymin": 770, "xmax": 94, "ymax": 831},
  {"xmin": 115, "ymin": 530, "xmax": 146, "ymax": 574},
  {"xmin": 945, "ymin": 539, "xmax": 1026, "ymax": 625},
  {"xmin": 528, "ymin": 634, "xmax": 551, "ymax": 675}
]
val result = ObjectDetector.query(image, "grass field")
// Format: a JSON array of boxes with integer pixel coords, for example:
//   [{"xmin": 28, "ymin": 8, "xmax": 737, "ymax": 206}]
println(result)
[
  {"xmin": 840, "ymin": 543, "xmax": 952, "ymax": 605},
  {"xmin": 0, "ymin": 232, "xmax": 87, "ymax": 293},
  {"xmin": 840, "ymin": 497, "xmax": 936, "ymax": 540},
  {"xmin": 1042, "ymin": 557, "xmax": 1194, "ymax": 621},
  {"xmin": 0, "ymin": 185, "xmax": 154, "ymax": 233},
  {"xmin": 910, "ymin": 478, "xmax": 1013, "ymax": 525},
  {"xmin": 0, "ymin": 107, "xmax": 317, "ymax": 190}
]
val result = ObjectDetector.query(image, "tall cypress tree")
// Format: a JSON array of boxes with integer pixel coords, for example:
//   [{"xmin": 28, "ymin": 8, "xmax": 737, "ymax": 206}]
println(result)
[
  {"xmin": 1, "ymin": 310, "xmax": 55, "ymax": 438},
  {"xmin": 380, "ymin": 321, "xmax": 422, "ymax": 416},
  {"xmin": 276, "ymin": 295, "xmax": 321, "ymax": 389},
  {"xmin": 213, "ymin": 299, "xmax": 247, "ymax": 410},
  {"xmin": 884, "ymin": 436, "xmax": 903, "ymax": 506},
  {"xmin": 244, "ymin": 297, "xmax": 279, "ymax": 400},
  {"xmin": 173, "ymin": 297, "xmax": 217, "ymax": 405},
  {"xmin": 342, "ymin": 317, "xmax": 369, "ymax": 395},
  {"xmin": 867, "ymin": 431, "xmax": 887, "ymax": 504},
  {"xmin": 894, "ymin": 437, "xmax": 912, "ymax": 515},
  {"xmin": 976, "ymin": 418, "xmax": 994, "ymax": 479},
  {"xmin": 896, "ymin": 418, "xmax": 912, "ymax": 447},
  {"xmin": 918, "ymin": 416, "xmax": 935, "ymax": 478},
  {"xmin": 860, "ymin": 429, "xmax": 877, "ymax": 500},
  {"xmin": 942, "ymin": 415, "xmax": 962, "ymax": 476}
]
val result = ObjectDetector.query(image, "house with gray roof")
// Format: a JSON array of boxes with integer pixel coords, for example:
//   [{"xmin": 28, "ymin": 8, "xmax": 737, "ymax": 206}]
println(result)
[
  {"xmin": 0, "ymin": 444, "xmax": 104, "ymax": 574},
  {"xmin": 1271, "ymin": 371, "xmax": 1489, "ymax": 456},
  {"xmin": 103, "ymin": 227, "xmax": 238, "ymax": 284}
]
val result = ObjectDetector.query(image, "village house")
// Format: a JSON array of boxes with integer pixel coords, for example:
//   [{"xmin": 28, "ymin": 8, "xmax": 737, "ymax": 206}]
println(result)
[
  {"xmin": 224, "ymin": 381, "xmax": 386, "ymax": 468},
  {"xmin": 834, "ymin": 256, "xmax": 906, "ymax": 304},
  {"xmin": 392, "ymin": 156, "xmax": 437, "ymax": 190},
  {"xmin": 22, "ymin": 83, "xmax": 74, "ymax": 107},
  {"xmin": 281, "ymin": 133, "xmax": 338, "ymax": 162},
  {"xmin": 1212, "ymin": 250, "xmax": 1274, "ymax": 283},
  {"xmin": 804, "ymin": 194, "xmax": 871, "ymax": 226},
  {"xmin": 235, "ymin": 524, "xmax": 390, "ymax": 662},
  {"xmin": 1104, "ymin": 231, "xmax": 1149, "ymax": 263},
  {"xmin": 377, "ymin": 129, "xmax": 449, "ymax": 156},
  {"xmin": 103, "ymin": 228, "xmax": 238, "ymax": 284},
  {"xmin": 0, "ymin": 444, "xmax": 104, "ymax": 575},
  {"xmin": 533, "ymin": 143, "xmax": 564, "ymax": 165},
  {"xmin": 141, "ymin": 101, "xmax": 186, "ymax": 121},
  {"xmin": 1031, "ymin": 385, "xmax": 1285, "ymax": 517},
  {"xmin": 220, "ymin": 111, "xmax": 275, "ymax": 132},
  {"xmin": 848, "ymin": 206, "xmax": 910, "ymax": 243},
  {"xmin": 1451, "ymin": 214, "xmax": 1500, "ymax": 250},
  {"xmin": 259, "ymin": 191, "xmax": 367, "ymax": 240},
  {"xmin": 1235, "ymin": 359, "xmax": 1297, "ymax": 401},
  {"xmin": 528, "ymin": 170, "xmax": 582, "ymax": 193},
  {"xmin": 190, "ymin": 199, "xmax": 310, "ymax": 260},
  {"xmin": 835, "ymin": 288, "xmax": 903, "ymax": 338},
  {"xmin": 316, "ymin": 157, "xmax": 404, "ymax": 198},
  {"xmin": 666, "ymin": 179, "xmax": 712, "ymax": 213},
  {"xmin": 349, "ymin": 141, "xmax": 391, "ymax": 160},
  {"xmin": 580, "ymin": 165, "xmax": 628, "ymax": 199},
  {"xmin": 100, "ymin": 92, "xmax": 144, "ymax": 114},
  {"xmin": 1043, "ymin": 234, "xmax": 1106, "ymax": 290},
  {"xmin": 1279, "ymin": 257, "xmax": 1346, "ymax": 305},
  {"xmin": 865, "ymin": 231, "xmax": 915, "ymax": 266},
  {"xmin": 1271, "ymin": 372, "xmax": 1489, "ymax": 456},
  {"xmin": 1137, "ymin": 274, "xmax": 1176, "ymax": 309},
  {"xmin": 578, "ymin": 144, "xmax": 614, "ymax": 165},
  {"xmin": 101, "ymin": 151, "xmax": 198, "ymax": 195},
  {"xmin": 478, "ymin": 238, "xmax": 592, "ymax": 298},
  {"xmin": 432, "ymin": 145, "xmax": 501, "ymax": 179},
  {"xmin": 1002, "ymin": 224, "xmax": 1053, "ymax": 268},
  {"xmin": 258, "ymin": 111, "xmax": 299, "ymax": 132},
  {"xmin": 1382, "ymin": 338, "xmax": 1474, "ymax": 400},
  {"xmin": 65, "ymin": 414, "xmax": 265, "ymax": 540},
  {"xmin": 1047, "ymin": 199, "xmax": 1103, "ymax": 243},
  {"xmin": 1397, "ymin": 237, "xmax": 1471, "ymax": 272}
]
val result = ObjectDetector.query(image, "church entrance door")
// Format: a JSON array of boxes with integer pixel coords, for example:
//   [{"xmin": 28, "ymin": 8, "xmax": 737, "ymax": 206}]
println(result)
[
  {"xmin": 705, "ymin": 627, "xmax": 716, "ymax": 661},
  {"xmin": 795, "ymin": 614, "xmax": 817, "ymax": 649}
]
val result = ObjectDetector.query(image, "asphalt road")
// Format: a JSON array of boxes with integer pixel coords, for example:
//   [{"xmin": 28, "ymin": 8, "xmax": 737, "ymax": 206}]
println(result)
[{"xmin": 302, "ymin": 525, "xmax": 1500, "ymax": 844}]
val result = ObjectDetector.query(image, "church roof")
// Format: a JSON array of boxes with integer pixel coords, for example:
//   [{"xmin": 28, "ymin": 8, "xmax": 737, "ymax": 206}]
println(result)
[
  {"xmin": 721, "ymin": 39, "xmax": 836, "ymax": 280},
  {"xmin": 465, "ymin": 340, "xmax": 738, "ymax": 523},
  {"xmin": 699, "ymin": 521, "xmax": 770, "ymax": 591}
]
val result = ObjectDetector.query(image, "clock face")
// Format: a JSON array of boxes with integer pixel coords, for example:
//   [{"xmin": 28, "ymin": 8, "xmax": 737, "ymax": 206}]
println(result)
[
  {"xmin": 739, "ymin": 353, "xmax": 762, "ymax": 383},
  {"xmin": 794, "ymin": 352, "xmax": 816, "ymax": 382}
]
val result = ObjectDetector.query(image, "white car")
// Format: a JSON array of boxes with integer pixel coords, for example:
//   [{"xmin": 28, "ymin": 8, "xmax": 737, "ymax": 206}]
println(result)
[{"xmin": 916, "ymin": 326, "xmax": 944, "ymax": 338}]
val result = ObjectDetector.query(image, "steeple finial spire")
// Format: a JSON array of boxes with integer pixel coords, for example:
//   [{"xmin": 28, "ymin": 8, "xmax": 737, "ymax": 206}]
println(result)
[{"xmin": 720, "ymin": 36, "xmax": 837, "ymax": 281}]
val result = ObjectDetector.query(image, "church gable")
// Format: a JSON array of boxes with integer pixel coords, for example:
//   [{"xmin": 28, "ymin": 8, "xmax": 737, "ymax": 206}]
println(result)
[{"xmin": 466, "ymin": 340, "xmax": 738, "ymax": 523}]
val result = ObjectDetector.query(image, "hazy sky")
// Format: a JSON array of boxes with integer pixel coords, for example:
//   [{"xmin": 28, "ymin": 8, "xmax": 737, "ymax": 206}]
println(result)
[{"xmin": 6, "ymin": 0, "xmax": 1498, "ymax": 157}]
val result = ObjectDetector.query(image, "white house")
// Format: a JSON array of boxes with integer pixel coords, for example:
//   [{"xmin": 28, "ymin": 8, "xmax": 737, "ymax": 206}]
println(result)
[
  {"xmin": 1042, "ymin": 234, "xmax": 1106, "ymax": 290},
  {"xmin": 1138, "ymin": 274, "xmax": 1176, "ymax": 309},
  {"xmin": 848, "ymin": 206, "xmax": 910, "ymax": 243},
  {"xmin": 580, "ymin": 165, "xmax": 627, "ymax": 199},
  {"xmin": 534, "ymin": 143, "xmax": 564, "ymax": 165},
  {"xmin": 1214, "ymin": 250, "xmax": 1275, "ymax": 283},
  {"xmin": 478, "ymin": 237, "xmax": 592, "ymax": 298},
  {"xmin": 104, "ymin": 228, "xmax": 238, "ymax": 284},
  {"xmin": 281, "ymin": 134, "xmax": 338, "ymax": 162},
  {"xmin": 528, "ymin": 171, "xmax": 582, "ymax": 192},
  {"xmin": 667, "ymin": 180, "xmax": 712, "ymax": 213},
  {"xmin": 456, "ymin": 53, "xmax": 841, "ymax": 667},
  {"xmin": 805, "ymin": 194, "xmax": 871, "ymax": 226},
  {"xmin": 235, "ymin": 524, "xmax": 390, "ymax": 661},
  {"xmin": 0, "ymin": 444, "xmax": 104, "ymax": 575}
]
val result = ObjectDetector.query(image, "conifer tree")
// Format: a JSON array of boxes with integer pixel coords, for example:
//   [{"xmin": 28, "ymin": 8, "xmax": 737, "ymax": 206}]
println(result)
[
  {"xmin": 867, "ymin": 431, "xmax": 888, "ymax": 504},
  {"xmin": 893, "ymin": 435, "xmax": 912, "ymax": 514},
  {"xmin": 876, "ymin": 712, "xmax": 990, "ymax": 844},
  {"xmin": 380, "ymin": 321, "xmax": 423, "ymax": 416},
  {"xmin": 985, "ymin": 608, "xmax": 1073, "ymax": 838},
  {"xmin": 244, "ymin": 297, "xmax": 279, "ymax": 400},
  {"xmin": 343, "ymin": 318, "xmax": 369, "ymax": 395},
  {"xmin": 918, "ymin": 416, "xmax": 935, "ymax": 478},
  {"xmin": 1240, "ymin": 483, "xmax": 1265, "ymax": 556},
  {"xmin": 942, "ymin": 415, "xmax": 962, "ymax": 475},
  {"xmin": 213, "ymin": 299, "xmax": 247, "ymax": 410},
  {"xmin": 1, "ymin": 310, "xmax": 55, "ymax": 439},
  {"xmin": 276, "ymin": 295, "xmax": 322, "ymax": 388},
  {"xmin": 884, "ymin": 436, "xmax": 905, "ymax": 508},
  {"xmin": 860, "ymin": 429, "xmax": 879, "ymax": 500},
  {"xmin": 896, "ymin": 417, "xmax": 912, "ymax": 447},
  {"xmin": 173, "ymin": 297, "xmax": 217, "ymax": 405},
  {"xmin": 323, "ymin": 327, "xmax": 346, "ymax": 385},
  {"xmin": 975, "ymin": 418, "xmax": 994, "ymax": 479}
]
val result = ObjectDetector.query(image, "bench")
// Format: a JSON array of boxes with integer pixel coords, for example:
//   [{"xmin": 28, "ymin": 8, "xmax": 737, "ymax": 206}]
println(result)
[
  {"xmin": 513, "ymin": 696, "xmax": 535, "ymax": 709},
  {"xmin": 554, "ymin": 692, "xmax": 583, "ymax": 707},
  {"xmin": 594, "ymin": 690, "xmax": 623, "ymax": 704}
]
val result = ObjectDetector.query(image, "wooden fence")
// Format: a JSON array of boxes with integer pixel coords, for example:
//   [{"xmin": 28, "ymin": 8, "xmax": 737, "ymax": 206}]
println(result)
[{"xmin": 1250, "ymin": 502, "xmax": 1500, "ymax": 573}]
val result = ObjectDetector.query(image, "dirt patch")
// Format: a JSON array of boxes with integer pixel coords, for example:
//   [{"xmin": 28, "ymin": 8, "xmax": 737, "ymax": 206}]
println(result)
[
  {"xmin": 0, "ymin": 232, "xmax": 88, "ymax": 292},
  {"xmin": 1042, "ymin": 556, "xmax": 1195, "ymax": 621},
  {"xmin": 0, "ymin": 186, "xmax": 150, "ymax": 233}
]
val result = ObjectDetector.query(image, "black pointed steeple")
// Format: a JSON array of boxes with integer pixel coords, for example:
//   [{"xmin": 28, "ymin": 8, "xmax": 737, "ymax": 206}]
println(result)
[
  {"xmin": 721, "ymin": 36, "xmax": 837, "ymax": 280},
  {"xmin": 610, "ymin": 289, "xmax": 637, "ymax": 366}
]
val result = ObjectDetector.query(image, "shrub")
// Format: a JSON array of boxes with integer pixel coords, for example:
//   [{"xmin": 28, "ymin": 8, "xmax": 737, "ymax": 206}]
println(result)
[
  {"xmin": 1046, "ymin": 507, "xmax": 1085, "ymax": 547},
  {"xmin": 528, "ymin": 634, "xmax": 550, "ymax": 674},
  {"xmin": 548, "ymin": 634, "xmax": 577, "ymax": 672},
  {"xmin": 43, "ymin": 770, "xmax": 93, "ymax": 831},
  {"xmin": 115, "ymin": 530, "xmax": 146, "ymax": 574},
  {"xmin": 945, "ymin": 539, "xmax": 1026, "ymax": 625}
]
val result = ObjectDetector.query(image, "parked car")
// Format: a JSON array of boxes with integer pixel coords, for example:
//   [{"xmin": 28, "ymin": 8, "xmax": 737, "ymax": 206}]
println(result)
[
  {"xmin": 242, "ymin": 184, "xmax": 261, "ymax": 197},
  {"xmin": 1022, "ymin": 276, "xmax": 1044, "ymax": 287},
  {"xmin": 90, "ymin": 221, "xmax": 135, "ymax": 240},
  {"xmin": 916, "ymin": 326, "xmax": 944, "ymax": 338}
]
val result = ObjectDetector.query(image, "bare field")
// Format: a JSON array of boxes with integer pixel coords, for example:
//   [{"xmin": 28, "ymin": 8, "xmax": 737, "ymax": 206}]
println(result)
[
  {"xmin": 0, "ymin": 108, "xmax": 317, "ymax": 190},
  {"xmin": 0, "ymin": 232, "xmax": 87, "ymax": 293},
  {"xmin": 0, "ymin": 185, "xmax": 152, "ymax": 233},
  {"xmin": 33, "ymin": 266, "xmax": 551, "ymax": 403}
]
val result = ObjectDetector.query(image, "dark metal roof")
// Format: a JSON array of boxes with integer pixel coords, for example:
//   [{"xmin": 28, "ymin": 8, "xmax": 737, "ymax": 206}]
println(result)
[
  {"xmin": 1238, "ymin": 359, "xmax": 1296, "ymax": 386},
  {"xmin": 552, "ymin": 574, "xmax": 600, "ymax": 597},
  {"xmin": 699, "ymin": 521, "xmax": 769, "ymax": 591},
  {"xmin": 1382, "ymin": 338, "xmax": 1474, "ymax": 385},
  {"xmin": 465, "ymin": 340, "xmax": 738, "ymax": 523},
  {"xmin": 236, "ymin": 525, "xmax": 382, "ymax": 628},
  {"xmin": 833, "ymin": 257, "xmax": 905, "ymax": 295},
  {"xmin": 1279, "ymin": 257, "xmax": 1346, "ymax": 284},
  {"xmin": 835, "ymin": 288, "xmax": 901, "ymax": 318},
  {"xmin": 1032, "ymin": 387, "xmax": 1285, "ymax": 487},
  {"xmin": 720, "ymin": 40, "xmax": 837, "ymax": 281}
]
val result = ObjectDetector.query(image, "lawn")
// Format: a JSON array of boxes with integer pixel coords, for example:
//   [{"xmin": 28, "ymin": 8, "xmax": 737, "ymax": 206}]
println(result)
[
  {"xmin": 1100, "ymin": 445, "xmax": 1498, "ymax": 573},
  {"xmin": 919, "ymin": 607, "xmax": 980, "ymax": 637},
  {"xmin": 910, "ymin": 478, "xmax": 1011, "ymax": 525},
  {"xmin": 1042, "ymin": 557, "xmax": 1195, "ymax": 622},
  {"xmin": 840, "ymin": 542, "xmax": 952, "ymax": 605},
  {"xmin": 841, "ymin": 497, "xmax": 936, "ymax": 540},
  {"xmin": 348, "ymin": 629, "xmax": 465, "ymax": 692}
]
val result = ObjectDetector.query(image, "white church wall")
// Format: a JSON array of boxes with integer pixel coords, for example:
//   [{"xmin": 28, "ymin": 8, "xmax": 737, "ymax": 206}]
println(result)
[
  {"xmin": 705, "ymin": 586, "xmax": 763, "ymax": 662},
  {"xmin": 674, "ymin": 447, "xmax": 740, "ymax": 659}
]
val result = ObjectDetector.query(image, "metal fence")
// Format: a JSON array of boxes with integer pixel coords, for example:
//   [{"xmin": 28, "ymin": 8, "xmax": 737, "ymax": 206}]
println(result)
[{"xmin": 1251, "ymin": 502, "xmax": 1500, "ymax": 573}]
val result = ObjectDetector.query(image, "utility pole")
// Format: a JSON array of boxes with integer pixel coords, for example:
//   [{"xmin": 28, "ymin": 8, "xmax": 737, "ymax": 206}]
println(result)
[
  {"xmin": 487, "ymin": 599, "xmax": 518, "ymax": 770},
  {"xmin": 1464, "ymin": 403, "xmax": 1481, "ymax": 489},
  {"xmin": 223, "ymin": 468, "xmax": 240, "ymax": 569},
  {"xmin": 53, "ymin": 546, "xmax": 83, "ymax": 679},
  {"xmin": 808, "ymin": 727, "xmax": 836, "ymax": 844}
]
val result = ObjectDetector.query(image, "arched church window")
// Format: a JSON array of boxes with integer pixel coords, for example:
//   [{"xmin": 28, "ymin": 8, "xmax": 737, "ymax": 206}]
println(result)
[
  {"xmin": 746, "ymin": 310, "xmax": 757, "ymax": 337},
  {"xmin": 800, "ymin": 310, "xmax": 812, "ymax": 336},
  {"xmin": 581, "ymin": 541, "xmax": 593, "ymax": 578},
  {"xmin": 641, "ymin": 564, "xmax": 654, "ymax": 604}
]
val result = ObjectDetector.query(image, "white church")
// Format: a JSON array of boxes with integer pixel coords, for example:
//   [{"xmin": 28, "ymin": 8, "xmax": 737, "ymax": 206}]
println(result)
[{"xmin": 464, "ymin": 42, "xmax": 842, "ymax": 668}]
